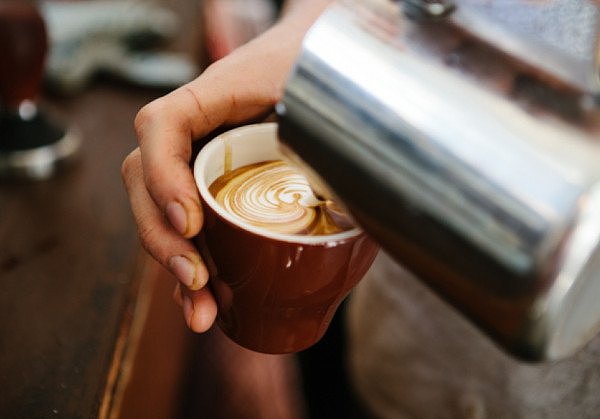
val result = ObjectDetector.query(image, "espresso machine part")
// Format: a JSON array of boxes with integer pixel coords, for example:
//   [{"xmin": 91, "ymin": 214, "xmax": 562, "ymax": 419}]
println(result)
[
  {"xmin": 0, "ymin": 1, "xmax": 79, "ymax": 180},
  {"xmin": 277, "ymin": 0, "xmax": 600, "ymax": 361}
]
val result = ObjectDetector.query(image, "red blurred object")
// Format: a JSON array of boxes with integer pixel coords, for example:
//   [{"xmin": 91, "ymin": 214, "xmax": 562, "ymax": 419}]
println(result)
[
  {"xmin": 202, "ymin": 0, "xmax": 275, "ymax": 62},
  {"xmin": 0, "ymin": 0, "xmax": 47, "ymax": 109}
]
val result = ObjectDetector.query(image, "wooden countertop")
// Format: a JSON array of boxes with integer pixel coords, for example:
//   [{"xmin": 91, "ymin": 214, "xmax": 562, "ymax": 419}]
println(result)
[
  {"xmin": 0, "ymin": 1, "xmax": 203, "ymax": 416},
  {"xmin": 0, "ymin": 85, "xmax": 158, "ymax": 417}
]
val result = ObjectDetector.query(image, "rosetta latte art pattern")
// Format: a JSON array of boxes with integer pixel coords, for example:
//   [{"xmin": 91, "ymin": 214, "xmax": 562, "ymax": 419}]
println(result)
[{"xmin": 209, "ymin": 160, "xmax": 354, "ymax": 235}]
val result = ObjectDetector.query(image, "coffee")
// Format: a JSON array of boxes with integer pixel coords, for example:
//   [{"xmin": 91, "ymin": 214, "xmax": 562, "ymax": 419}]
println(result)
[
  {"xmin": 209, "ymin": 160, "xmax": 354, "ymax": 235},
  {"xmin": 195, "ymin": 123, "xmax": 379, "ymax": 353}
]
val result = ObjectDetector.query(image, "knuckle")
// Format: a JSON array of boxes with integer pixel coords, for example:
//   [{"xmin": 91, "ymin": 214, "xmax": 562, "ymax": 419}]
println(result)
[
  {"xmin": 120, "ymin": 149, "xmax": 140, "ymax": 186},
  {"xmin": 142, "ymin": 166, "xmax": 162, "ymax": 199},
  {"xmin": 134, "ymin": 100, "xmax": 164, "ymax": 142},
  {"xmin": 137, "ymin": 223, "xmax": 160, "ymax": 259}
]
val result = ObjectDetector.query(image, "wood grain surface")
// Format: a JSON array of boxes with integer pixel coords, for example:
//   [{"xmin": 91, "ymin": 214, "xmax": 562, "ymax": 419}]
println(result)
[
  {"xmin": 0, "ymin": 0, "xmax": 203, "ymax": 416},
  {"xmin": 0, "ymin": 85, "xmax": 156, "ymax": 418}
]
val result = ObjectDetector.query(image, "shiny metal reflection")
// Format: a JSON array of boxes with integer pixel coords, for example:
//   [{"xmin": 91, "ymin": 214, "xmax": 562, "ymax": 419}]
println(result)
[{"xmin": 278, "ymin": 0, "xmax": 600, "ymax": 360}]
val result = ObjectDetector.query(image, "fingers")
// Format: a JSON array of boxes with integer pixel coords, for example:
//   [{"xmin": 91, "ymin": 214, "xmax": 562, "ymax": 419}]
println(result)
[
  {"xmin": 132, "ymin": 23, "xmax": 301, "ymax": 241},
  {"xmin": 122, "ymin": 149, "xmax": 209, "ymax": 291},
  {"xmin": 133, "ymin": 74, "xmax": 253, "ymax": 239},
  {"xmin": 133, "ymin": 67, "xmax": 252, "ymax": 239},
  {"xmin": 134, "ymin": 94, "xmax": 206, "ymax": 239},
  {"xmin": 181, "ymin": 286, "xmax": 218, "ymax": 333},
  {"xmin": 127, "ymin": 22, "xmax": 310, "ymax": 335}
]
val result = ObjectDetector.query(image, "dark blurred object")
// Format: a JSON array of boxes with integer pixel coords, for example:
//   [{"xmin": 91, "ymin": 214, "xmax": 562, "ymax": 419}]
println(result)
[
  {"xmin": 297, "ymin": 302, "xmax": 371, "ymax": 419},
  {"xmin": 0, "ymin": 0, "xmax": 79, "ymax": 180},
  {"xmin": 181, "ymin": 325, "xmax": 306, "ymax": 419},
  {"xmin": 0, "ymin": 0, "xmax": 47, "ymax": 109}
]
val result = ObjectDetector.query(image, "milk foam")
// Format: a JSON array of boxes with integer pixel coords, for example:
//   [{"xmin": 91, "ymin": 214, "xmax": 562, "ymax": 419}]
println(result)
[{"xmin": 209, "ymin": 160, "xmax": 353, "ymax": 235}]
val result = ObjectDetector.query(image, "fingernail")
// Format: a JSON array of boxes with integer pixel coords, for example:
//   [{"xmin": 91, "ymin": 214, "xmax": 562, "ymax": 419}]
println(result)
[
  {"xmin": 166, "ymin": 201, "xmax": 188, "ymax": 235},
  {"xmin": 169, "ymin": 255, "xmax": 196, "ymax": 288}
]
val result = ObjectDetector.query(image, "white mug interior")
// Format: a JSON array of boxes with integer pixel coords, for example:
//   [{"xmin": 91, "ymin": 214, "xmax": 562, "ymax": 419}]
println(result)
[{"xmin": 193, "ymin": 123, "xmax": 362, "ymax": 244}]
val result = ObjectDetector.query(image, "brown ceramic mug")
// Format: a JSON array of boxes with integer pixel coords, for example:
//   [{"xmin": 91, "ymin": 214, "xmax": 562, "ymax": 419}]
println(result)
[{"xmin": 193, "ymin": 123, "xmax": 379, "ymax": 353}]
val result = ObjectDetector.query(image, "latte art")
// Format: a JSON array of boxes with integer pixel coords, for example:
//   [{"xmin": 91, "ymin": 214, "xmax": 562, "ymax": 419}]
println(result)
[{"xmin": 209, "ymin": 160, "xmax": 354, "ymax": 235}]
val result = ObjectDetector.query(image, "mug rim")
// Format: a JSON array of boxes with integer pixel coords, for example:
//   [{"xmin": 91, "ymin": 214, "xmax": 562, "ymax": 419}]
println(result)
[{"xmin": 193, "ymin": 123, "xmax": 363, "ymax": 245}]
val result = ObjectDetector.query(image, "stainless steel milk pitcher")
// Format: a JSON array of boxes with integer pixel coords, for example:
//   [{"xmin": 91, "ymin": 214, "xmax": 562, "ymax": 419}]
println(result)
[{"xmin": 277, "ymin": 0, "xmax": 600, "ymax": 361}]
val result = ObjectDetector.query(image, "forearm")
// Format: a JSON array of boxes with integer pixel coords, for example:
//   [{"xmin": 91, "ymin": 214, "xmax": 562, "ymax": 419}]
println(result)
[
  {"xmin": 210, "ymin": 0, "xmax": 332, "ymax": 103},
  {"xmin": 279, "ymin": 0, "xmax": 334, "ymax": 33}
]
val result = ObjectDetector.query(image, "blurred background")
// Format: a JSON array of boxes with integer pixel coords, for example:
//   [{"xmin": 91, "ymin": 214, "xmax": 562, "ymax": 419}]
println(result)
[{"xmin": 3, "ymin": 1, "xmax": 600, "ymax": 419}]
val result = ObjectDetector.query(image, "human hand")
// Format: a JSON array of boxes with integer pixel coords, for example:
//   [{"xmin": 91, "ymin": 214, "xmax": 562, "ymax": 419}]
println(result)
[{"xmin": 121, "ymin": 2, "xmax": 331, "ymax": 332}]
